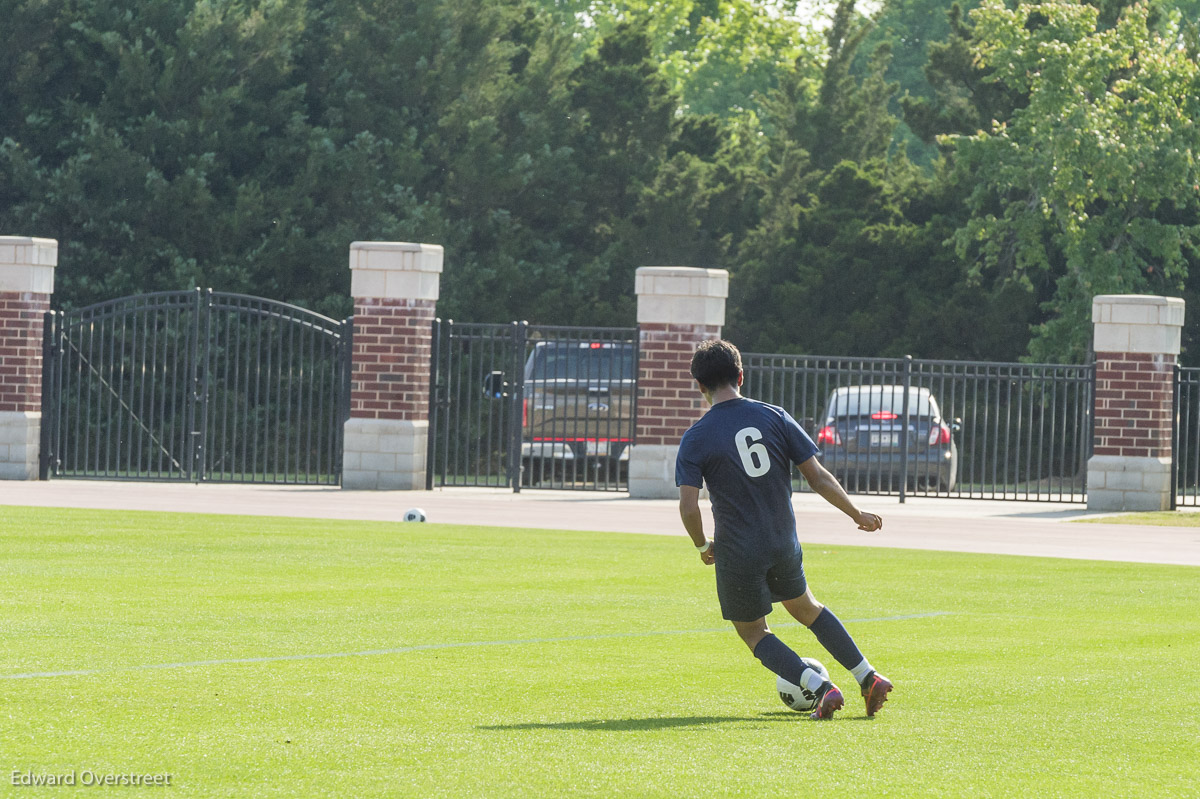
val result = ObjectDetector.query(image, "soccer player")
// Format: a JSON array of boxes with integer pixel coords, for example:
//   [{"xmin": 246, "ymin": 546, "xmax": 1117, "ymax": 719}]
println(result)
[{"xmin": 676, "ymin": 339, "xmax": 893, "ymax": 720}]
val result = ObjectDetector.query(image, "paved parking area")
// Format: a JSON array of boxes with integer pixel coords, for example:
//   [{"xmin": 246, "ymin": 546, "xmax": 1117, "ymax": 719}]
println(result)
[{"xmin": 4, "ymin": 480, "xmax": 1200, "ymax": 566}]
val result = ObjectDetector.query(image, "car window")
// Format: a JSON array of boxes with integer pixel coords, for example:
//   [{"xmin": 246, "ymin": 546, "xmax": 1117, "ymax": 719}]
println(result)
[
  {"xmin": 829, "ymin": 387, "xmax": 934, "ymax": 417},
  {"xmin": 528, "ymin": 345, "xmax": 636, "ymax": 380}
]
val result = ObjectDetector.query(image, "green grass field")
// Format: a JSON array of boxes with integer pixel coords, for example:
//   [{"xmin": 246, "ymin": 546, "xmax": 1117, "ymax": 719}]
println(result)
[
  {"xmin": 1076, "ymin": 511, "xmax": 1200, "ymax": 526},
  {"xmin": 3, "ymin": 506, "xmax": 1198, "ymax": 798}
]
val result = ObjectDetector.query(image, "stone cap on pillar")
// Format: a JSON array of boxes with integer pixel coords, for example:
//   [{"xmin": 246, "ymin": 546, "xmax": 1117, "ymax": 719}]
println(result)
[
  {"xmin": 635, "ymin": 267, "xmax": 728, "ymax": 326},
  {"xmin": 0, "ymin": 236, "xmax": 57, "ymax": 294},
  {"xmin": 1092, "ymin": 294, "xmax": 1184, "ymax": 355},
  {"xmin": 349, "ymin": 241, "xmax": 443, "ymax": 301}
]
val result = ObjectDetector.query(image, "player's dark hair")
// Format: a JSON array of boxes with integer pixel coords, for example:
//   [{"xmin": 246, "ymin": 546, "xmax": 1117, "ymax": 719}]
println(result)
[{"xmin": 690, "ymin": 339, "xmax": 742, "ymax": 391}]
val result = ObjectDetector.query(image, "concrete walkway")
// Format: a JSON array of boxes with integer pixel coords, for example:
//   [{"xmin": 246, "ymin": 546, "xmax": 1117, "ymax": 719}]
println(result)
[{"xmin": 3, "ymin": 480, "xmax": 1200, "ymax": 567}]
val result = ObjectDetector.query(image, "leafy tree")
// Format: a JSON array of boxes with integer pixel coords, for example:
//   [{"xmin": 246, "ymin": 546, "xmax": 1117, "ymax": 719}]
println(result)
[
  {"xmin": 301, "ymin": 0, "xmax": 590, "ymax": 323},
  {"xmin": 725, "ymin": 0, "xmax": 1048, "ymax": 361},
  {"xmin": 753, "ymin": 0, "xmax": 900, "ymax": 167},
  {"xmin": 861, "ymin": 0, "xmax": 982, "ymax": 104},
  {"xmin": 422, "ymin": 16, "xmax": 762, "ymax": 326},
  {"xmin": 531, "ymin": 0, "xmax": 826, "ymax": 119},
  {"xmin": 18, "ymin": 0, "xmax": 1192, "ymax": 370},
  {"xmin": 0, "ymin": 0, "xmax": 763, "ymax": 329},
  {"xmin": 729, "ymin": 1, "xmax": 918, "ymax": 354},
  {"xmin": 947, "ymin": 0, "xmax": 1200, "ymax": 361},
  {"xmin": 659, "ymin": 0, "xmax": 826, "ymax": 118},
  {"xmin": 899, "ymin": 2, "xmax": 1027, "ymax": 145},
  {"xmin": 853, "ymin": 0, "xmax": 985, "ymax": 163},
  {"xmin": 0, "ymin": 0, "xmax": 444, "ymax": 317},
  {"xmin": 540, "ymin": 21, "xmax": 756, "ymax": 323}
]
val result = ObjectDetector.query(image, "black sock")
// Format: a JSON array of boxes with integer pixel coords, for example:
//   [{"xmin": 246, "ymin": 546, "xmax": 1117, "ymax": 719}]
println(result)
[
  {"xmin": 808, "ymin": 607, "xmax": 867, "ymax": 673},
  {"xmin": 753, "ymin": 634, "xmax": 827, "ymax": 693}
]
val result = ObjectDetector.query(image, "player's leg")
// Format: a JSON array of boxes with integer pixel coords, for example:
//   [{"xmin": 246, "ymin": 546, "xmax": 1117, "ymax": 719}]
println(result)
[
  {"xmin": 732, "ymin": 617, "xmax": 843, "ymax": 719},
  {"xmin": 734, "ymin": 617, "xmax": 825, "ymax": 693},
  {"xmin": 780, "ymin": 589, "xmax": 874, "ymax": 681},
  {"xmin": 717, "ymin": 558, "xmax": 841, "ymax": 717},
  {"xmin": 781, "ymin": 589, "xmax": 893, "ymax": 717},
  {"xmin": 750, "ymin": 549, "xmax": 845, "ymax": 718}
]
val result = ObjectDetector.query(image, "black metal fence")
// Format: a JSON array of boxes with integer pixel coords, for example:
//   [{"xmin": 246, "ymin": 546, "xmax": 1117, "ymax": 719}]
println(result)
[
  {"xmin": 40, "ymin": 289, "xmax": 351, "ymax": 484},
  {"xmin": 1174, "ymin": 366, "xmax": 1200, "ymax": 507},
  {"xmin": 427, "ymin": 320, "xmax": 638, "ymax": 491},
  {"xmin": 742, "ymin": 353, "xmax": 1093, "ymax": 502},
  {"xmin": 38, "ymin": 289, "xmax": 1111, "ymax": 503}
]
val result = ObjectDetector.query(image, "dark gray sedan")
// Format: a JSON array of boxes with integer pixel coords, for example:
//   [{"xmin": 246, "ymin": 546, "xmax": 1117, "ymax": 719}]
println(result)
[{"xmin": 815, "ymin": 385, "xmax": 959, "ymax": 492}]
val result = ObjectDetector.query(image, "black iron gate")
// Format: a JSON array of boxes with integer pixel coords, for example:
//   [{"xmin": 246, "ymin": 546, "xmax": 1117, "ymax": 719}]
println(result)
[
  {"xmin": 1174, "ymin": 366, "xmax": 1200, "ymax": 507},
  {"xmin": 427, "ymin": 320, "xmax": 638, "ymax": 492},
  {"xmin": 742, "ymin": 353, "xmax": 1094, "ymax": 502},
  {"xmin": 40, "ymin": 289, "xmax": 351, "ymax": 484}
]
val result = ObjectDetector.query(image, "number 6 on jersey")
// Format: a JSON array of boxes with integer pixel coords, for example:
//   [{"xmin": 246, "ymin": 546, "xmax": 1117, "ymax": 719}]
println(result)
[{"xmin": 735, "ymin": 426, "xmax": 770, "ymax": 477}]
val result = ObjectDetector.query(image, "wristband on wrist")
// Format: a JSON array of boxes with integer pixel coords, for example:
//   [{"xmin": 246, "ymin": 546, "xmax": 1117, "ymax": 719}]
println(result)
[{"xmin": 696, "ymin": 540, "xmax": 712, "ymax": 553}]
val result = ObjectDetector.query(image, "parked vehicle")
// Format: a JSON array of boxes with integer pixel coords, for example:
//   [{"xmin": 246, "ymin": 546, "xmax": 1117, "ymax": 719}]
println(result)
[
  {"xmin": 486, "ymin": 340, "xmax": 636, "ymax": 485},
  {"xmin": 815, "ymin": 385, "xmax": 959, "ymax": 492}
]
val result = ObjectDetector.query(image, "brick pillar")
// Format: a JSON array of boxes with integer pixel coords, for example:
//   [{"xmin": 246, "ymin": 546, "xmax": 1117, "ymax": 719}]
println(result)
[
  {"xmin": 628, "ymin": 267, "xmax": 728, "ymax": 498},
  {"xmin": 1088, "ymin": 294, "xmax": 1185, "ymax": 511},
  {"xmin": 0, "ymin": 237, "xmax": 57, "ymax": 480},
  {"xmin": 342, "ymin": 241, "xmax": 443, "ymax": 490}
]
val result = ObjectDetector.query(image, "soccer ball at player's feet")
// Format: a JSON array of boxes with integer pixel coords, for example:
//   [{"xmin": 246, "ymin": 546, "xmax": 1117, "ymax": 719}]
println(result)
[
  {"xmin": 402, "ymin": 508, "xmax": 427, "ymax": 522},
  {"xmin": 776, "ymin": 658, "xmax": 830, "ymax": 713}
]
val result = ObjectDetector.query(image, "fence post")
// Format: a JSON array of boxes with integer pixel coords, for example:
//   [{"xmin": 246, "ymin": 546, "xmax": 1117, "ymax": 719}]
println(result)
[
  {"xmin": 342, "ymin": 241, "xmax": 443, "ymax": 490},
  {"xmin": 38, "ymin": 309, "xmax": 58, "ymax": 479},
  {"xmin": 899, "ymin": 355, "xmax": 912, "ymax": 503},
  {"xmin": 509, "ymin": 320, "xmax": 528, "ymax": 493},
  {"xmin": 1171, "ymin": 362, "xmax": 1180, "ymax": 511},
  {"xmin": 628, "ymin": 267, "xmax": 729, "ymax": 499},
  {"xmin": 187, "ymin": 287, "xmax": 207, "ymax": 483},
  {"xmin": 425, "ymin": 318, "xmax": 442, "ymax": 492},
  {"xmin": 1088, "ymin": 294, "xmax": 1185, "ymax": 511},
  {"xmin": 0, "ymin": 236, "xmax": 57, "ymax": 480}
]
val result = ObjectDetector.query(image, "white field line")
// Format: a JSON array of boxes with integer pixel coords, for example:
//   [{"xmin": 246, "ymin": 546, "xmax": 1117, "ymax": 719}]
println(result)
[{"xmin": 1, "ymin": 612, "xmax": 951, "ymax": 680}]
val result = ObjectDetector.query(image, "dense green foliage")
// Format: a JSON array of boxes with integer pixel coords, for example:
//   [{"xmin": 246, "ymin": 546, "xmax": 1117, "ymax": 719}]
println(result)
[
  {"xmin": 2, "ymin": 0, "xmax": 1198, "ymax": 361},
  {"xmin": 949, "ymin": 0, "xmax": 1200, "ymax": 360}
]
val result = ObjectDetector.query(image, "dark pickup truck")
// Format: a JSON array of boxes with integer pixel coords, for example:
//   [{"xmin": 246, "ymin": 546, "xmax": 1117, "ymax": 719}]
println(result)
[{"xmin": 517, "ymin": 340, "xmax": 637, "ymax": 485}]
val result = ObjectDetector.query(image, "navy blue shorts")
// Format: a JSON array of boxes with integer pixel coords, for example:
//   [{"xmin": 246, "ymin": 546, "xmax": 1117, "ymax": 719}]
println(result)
[{"xmin": 714, "ymin": 545, "xmax": 807, "ymax": 622}]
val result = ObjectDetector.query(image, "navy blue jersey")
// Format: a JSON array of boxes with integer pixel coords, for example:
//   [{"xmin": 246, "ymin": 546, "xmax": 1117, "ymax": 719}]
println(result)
[{"xmin": 675, "ymin": 397, "xmax": 819, "ymax": 565}]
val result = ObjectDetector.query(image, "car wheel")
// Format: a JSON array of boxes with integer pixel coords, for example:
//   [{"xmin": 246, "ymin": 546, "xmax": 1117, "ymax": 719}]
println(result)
[{"xmin": 938, "ymin": 444, "xmax": 959, "ymax": 492}]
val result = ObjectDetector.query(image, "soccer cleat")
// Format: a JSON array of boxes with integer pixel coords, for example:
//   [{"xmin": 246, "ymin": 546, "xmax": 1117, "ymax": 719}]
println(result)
[
  {"xmin": 861, "ymin": 672, "xmax": 893, "ymax": 717},
  {"xmin": 809, "ymin": 683, "xmax": 844, "ymax": 720}
]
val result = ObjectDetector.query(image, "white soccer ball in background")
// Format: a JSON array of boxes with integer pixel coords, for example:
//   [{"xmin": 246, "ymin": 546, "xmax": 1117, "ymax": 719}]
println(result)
[
  {"xmin": 776, "ymin": 657, "xmax": 831, "ymax": 712},
  {"xmin": 402, "ymin": 508, "xmax": 427, "ymax": 522}
]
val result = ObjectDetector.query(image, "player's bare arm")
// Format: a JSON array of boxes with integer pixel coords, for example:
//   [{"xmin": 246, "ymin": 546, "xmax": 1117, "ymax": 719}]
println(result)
[
  {"xmin": 797, "ymin": 456, "xmax": 882, "ymax": 532},
  {"xmin": 678, "ymin": 485, "xmax": 715, "ymax": 565}
]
